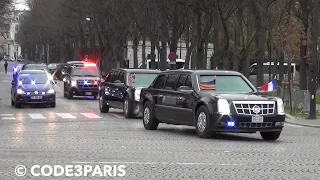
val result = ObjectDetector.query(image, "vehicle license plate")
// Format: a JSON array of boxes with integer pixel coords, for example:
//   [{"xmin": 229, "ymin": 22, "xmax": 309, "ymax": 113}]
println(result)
[
  {"xmin": 85, "ymin": 92, "xmax": 92, "ymax": 95},
  {"xmin": 31, "ymin": 96, "xmax": 42, "ymax": 99},
  {"xmin": 252, "ymin": 116, "xmax": 263, "ymax": 123}
]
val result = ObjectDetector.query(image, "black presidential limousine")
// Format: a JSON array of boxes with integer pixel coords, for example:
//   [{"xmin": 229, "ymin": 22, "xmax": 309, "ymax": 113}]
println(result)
[{"xmin": 139, "ymin": 70, "xmax": 285, "ymax": 140}]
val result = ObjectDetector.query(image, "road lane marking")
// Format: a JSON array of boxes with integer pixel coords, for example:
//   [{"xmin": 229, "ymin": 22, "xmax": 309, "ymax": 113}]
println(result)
[
  {"xmin": 108, "ymin": 113, "xmax": 125, "ymax": 119},
  {"xmin": 80, "ymin": 113, "xmax": 101, "ymax": 119},
  {"xmin": 1, "ymin": 114, "xmax": 14, "ymax": 116},
  {"xmin": 1, "ymin": 114, "xmax": 15, "ymax": 120},
  {"xmin": 28, "ymin": 113, "xmax": 46, "ymax": 119},
  {"xmin": 2, "ymin": 80, "xmax": 9, "ymax": 83},
  {"xmin": 2, "ymin": 117, "xmax": 16, "ymax": 120},
  {"xmin": 55, "ymin": 113, "xmax": 76, "ymax": 119}
]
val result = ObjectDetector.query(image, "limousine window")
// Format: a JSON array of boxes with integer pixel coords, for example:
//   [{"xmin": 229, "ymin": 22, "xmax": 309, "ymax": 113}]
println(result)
[
  {"xmin": 129, "ymin": 73, "xmax": 158, "ymax": 87},
  {"xmin": 199, "ymin": 75, "xmax": 253, "ymax": 93}
]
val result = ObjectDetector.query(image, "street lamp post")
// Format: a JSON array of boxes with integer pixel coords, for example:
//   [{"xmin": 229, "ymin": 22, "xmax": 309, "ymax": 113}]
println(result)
[{"xmin": 308, "ymin": 0, "xmax": 319, "ymax": 119}]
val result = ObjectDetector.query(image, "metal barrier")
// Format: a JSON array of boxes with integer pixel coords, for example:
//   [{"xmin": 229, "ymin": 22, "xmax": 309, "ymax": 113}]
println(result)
[{"xmin": 281, "ymin": 86, "xmax": 310, "ymax": 113}]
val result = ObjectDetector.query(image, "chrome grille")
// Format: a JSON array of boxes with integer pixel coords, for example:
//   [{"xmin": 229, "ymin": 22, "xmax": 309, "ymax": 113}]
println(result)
[
  {"xmin": 233, "ymin": 101, "xmax": 275, "ymax": 115},
  {"xmin": 239, "ymin": 122, "xmax": 273, "ymax": 128}
]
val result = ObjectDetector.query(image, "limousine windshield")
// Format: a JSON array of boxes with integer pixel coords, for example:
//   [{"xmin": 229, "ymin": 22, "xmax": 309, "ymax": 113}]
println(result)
[{"xmin": 198, "ymin": 75, "xmax": 253, "ymax": 94}]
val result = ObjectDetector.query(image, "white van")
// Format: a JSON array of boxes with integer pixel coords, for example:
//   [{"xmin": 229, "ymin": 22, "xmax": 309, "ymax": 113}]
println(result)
[
  {"xmin": 138, "ymin": 59, "xmax": 185, "ymax": 69},
  {"xmin": 249, "ymin": 62, "xmax": 300, "ymax": 85}
]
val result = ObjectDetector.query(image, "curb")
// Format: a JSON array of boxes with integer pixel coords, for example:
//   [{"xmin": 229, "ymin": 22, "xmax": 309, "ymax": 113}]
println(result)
[{"xmin": 285, "ymin": 114, "xmax": 320, "ymax": 128}]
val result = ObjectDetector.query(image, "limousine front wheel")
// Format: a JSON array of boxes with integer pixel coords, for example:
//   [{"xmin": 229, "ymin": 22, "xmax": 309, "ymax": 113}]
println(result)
[
  {"xmin": 143, "ymin": 101, "xmax": 158, "ymax": 130},
  {"xmin": 260, "ymin": 131, "xmax": 281, "ymax": 141},
  {"xmin": 195, "ymin": 105, "xmax": 213, "ymax": 138}
]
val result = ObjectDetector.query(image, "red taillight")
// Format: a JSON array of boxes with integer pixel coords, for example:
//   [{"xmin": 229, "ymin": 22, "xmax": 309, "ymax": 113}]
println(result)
[{"xmin": 94, "ymin": 81, "xmax": 98, "ymax": 85}]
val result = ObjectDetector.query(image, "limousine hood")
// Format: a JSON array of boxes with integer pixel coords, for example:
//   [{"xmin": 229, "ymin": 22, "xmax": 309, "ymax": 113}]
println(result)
[{"xmin": 201, "ymin": 92, "xmax": 277, "ymax": 102}]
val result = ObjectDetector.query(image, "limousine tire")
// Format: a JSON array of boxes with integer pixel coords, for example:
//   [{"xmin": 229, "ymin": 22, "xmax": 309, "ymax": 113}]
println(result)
[
  {"xmin": 260, "ymin": 131, "xmax": 281, "ymax": 141},
  {"xmin": 143, "ymin": 101, "xmax": 158, "ymax": 130},
  {"xmin": 123, "ymin": 95, "xmax": 133, "ymax": 118},
  {"xmin": 99, "ymin": 95, "xmax": 109, "ymax": 113},
  {"xmin": 195, "ymin": 105, "xmax": 213, "ymax": 138}
]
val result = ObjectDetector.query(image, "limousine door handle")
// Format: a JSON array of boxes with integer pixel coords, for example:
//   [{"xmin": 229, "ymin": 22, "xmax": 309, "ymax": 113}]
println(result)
[{"xmin": 177, "ymin": 97, "xmax": 186, "ymax": 103}]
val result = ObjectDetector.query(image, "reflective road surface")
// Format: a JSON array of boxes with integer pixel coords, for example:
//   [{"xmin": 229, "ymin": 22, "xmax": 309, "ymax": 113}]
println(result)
[{"xmin": 0, "ymin": 61, "xmax": 319, "ymax": 179}]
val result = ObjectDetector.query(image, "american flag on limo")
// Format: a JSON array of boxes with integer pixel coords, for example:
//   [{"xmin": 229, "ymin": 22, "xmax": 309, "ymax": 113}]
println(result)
[
  {"xmin": 129, "ymin": 73, "xmax": 135, "ymax": 85},
  {"xmin": 199, "ymin": 79, "xmax": 216, "ymax": 91}
]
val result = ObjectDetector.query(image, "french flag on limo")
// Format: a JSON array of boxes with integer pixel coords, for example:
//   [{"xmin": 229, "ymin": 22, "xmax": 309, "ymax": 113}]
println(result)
[{"xmin": 262, "ymin": 79, "xmax": 277, "ymax": 92}]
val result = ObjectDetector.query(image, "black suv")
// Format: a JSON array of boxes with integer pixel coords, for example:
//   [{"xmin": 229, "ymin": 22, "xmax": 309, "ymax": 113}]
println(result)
[
  {"xmin": 11, "ymin": 70, "xmax": 56, "ymax": 108},
  {"xmin": 140, "ymin": 70, "xmax": 285, "ymax": 140},
  {"xmin": 99, "ymin": 68, "xmax": 160, "ymax": 118},
  {"xmin": 63, "ymin": 64, "xmax": 101, "ymax": 99}
]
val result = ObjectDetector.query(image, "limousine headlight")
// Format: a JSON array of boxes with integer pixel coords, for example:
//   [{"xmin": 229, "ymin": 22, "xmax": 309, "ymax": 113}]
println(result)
[
  {"xmin": 277, "ymin": 99, "xmax": 285, "ymax": 115},
  {"xmin": 134, "ymin": 89, "xmax": 141, "ymax": 101},
  {"xmin": 218, "ymin": 99, "xmax": 230, "ymax": 115}
]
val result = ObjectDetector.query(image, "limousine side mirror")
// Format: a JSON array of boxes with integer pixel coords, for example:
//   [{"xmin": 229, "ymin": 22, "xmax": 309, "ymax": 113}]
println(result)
[{"xmin": 178, "ymin": 86, "xmax": 193, "ymax": 94}]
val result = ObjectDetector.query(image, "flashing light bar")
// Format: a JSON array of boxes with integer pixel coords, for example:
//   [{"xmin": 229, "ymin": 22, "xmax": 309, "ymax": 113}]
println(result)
[{"xmin": 84, "ymin": 63, "xmax": 96, "ymax": 67}]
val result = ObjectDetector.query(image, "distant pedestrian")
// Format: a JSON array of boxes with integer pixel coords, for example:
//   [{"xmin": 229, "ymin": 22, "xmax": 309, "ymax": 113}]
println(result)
[{"xmin": 4, "ymin": 60, "xmax": 8, "ymax": 73}]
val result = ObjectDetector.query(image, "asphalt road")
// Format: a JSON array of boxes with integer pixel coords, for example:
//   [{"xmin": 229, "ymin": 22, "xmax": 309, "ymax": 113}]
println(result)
[{"xmin": 0, "ymin": 61, "xmax": 319, "ymax": 179}]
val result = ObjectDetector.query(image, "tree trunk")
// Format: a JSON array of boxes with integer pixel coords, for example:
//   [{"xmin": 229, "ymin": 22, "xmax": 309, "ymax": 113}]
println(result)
[
  {"xmin": 150, "ymin": 38, "xmax": 156, "ymax": 69},
  {"xmin": 212, "ymin": 1, "xmax": 220, "ymax": 69},
  {"xmin": 142, "ymin": 36, "xmax": 146, "ymax": 68},
  {"xmin": 132, "ymin": 23, "xmax": 140, "ymax": 68},
  {"xmin": 160, "ymin": 41, "xmax": 167, "ymax": 71},
  {"xmin": 195, "ymin": 10, "xmax": 203, "ymax": 69},
  {"xmin": 278, "ymin": 50, "xmax": 284, "ymax": 86},
  {"xmin": 46, "ymin": 44, "xmax": 50, "ymax": 63},
  {"xmin": 169, "ymin": 2, "xmax": 179, "ymax": 53},
  {"xmin": 191, "ymin": 44, "xmax": 197, "ymax": 69},
  {"xmin": 204, "ymin": 40, "xmax": 208, "ymax": 69},
  {"xmin": 300, "ymin": 43, "xmax": 308, "ymax": 90},
  {"xmin": 256, "ymin": 5, "xmax": 268, "ymax": 86},
  {"xmin": 185, "ymin": 16, "xmax": 197, "ymax": 69}
]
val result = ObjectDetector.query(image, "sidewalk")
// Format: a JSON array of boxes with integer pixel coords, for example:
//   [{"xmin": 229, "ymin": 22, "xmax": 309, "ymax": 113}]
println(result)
[{"xmin": 285, "ymin": 114, "xmax": 320, "ymax": 128}]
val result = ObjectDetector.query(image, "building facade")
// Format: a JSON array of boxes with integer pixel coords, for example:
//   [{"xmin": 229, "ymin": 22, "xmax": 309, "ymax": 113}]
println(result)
[
  {"xmin": 126, "ymin": 41, "xmax": 214, "ymax": 69},
  {"xmin": 0, "ymin": 9, "xmax": 26, "ymax": 59}
]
